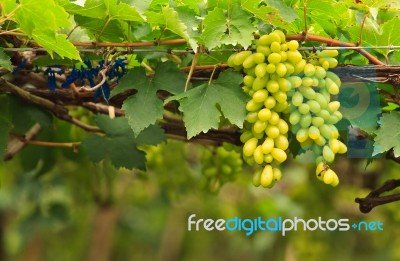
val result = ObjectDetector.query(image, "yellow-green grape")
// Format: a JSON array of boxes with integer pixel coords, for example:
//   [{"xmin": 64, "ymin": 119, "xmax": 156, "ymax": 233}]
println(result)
[
  {"xmin": 246, "ymin": 99, "xmax": 263, "ymax": 112},
  {"xmin": 314, "ymin": 135, "xmax": 327, "ymax": 146},
  {"xmin": 273, "ymin": 167, "xmax": 282, "ymax": 181},
  {"xmin": 252, "ymin": 168, "xmax": 262, "ymax": 187},
  {"xmin": 284, "ymin": 62, "xmax": 295, "ymax": 75},
  {"xmin": 280, "ymin": 51, "xmax": 288, "ymax": 62},
  {"xmin": 300, "ymin": 138, "xmax": 313, "ymax": 149},
  {"xmin": 300, "ymin": 113, "xmax": 312, "ymax": 128},
  {"xmin": 322, "ymin": 145, "xmax": 335, "ymax": 163},
  {"xmin": 307, "ymin": 100, "xmax": 321, "ymax": 114},
  {"xmin": 308, "ymin": 126, "xmax": 321, "ymax": 140},
  {"xmin": 314, "ymin": 66, "xmax": 326, "ymax": 79},
  {"xmin": 292, "ymin": 91, "xmax": 303, "ymax": 106},
  {"xmin": 296, "ymin": 128, "xmax": 309, "ymax": 143},
  {"xmin": 242, "ymin": 53, "xmax": 257, "ymax": 68},
  {"xmin": 338, "ymin": 140, "xmax": 347, "ymax": 154},
  {"xmin": 298, "ymin": 103, "xmax": 310, "ymax": 114},
  {"xmin": 288, "ymin": 76, "xmax": 302, "ymax": 88},
  {"xmin": 260, "ymin": 164, "xmax": 274, "ymax": 187},
  {"xmin": 276, "ymin": 63, "xmax": 287, "ymax": 77},
  {"xmin": 227, "ymin": 53, "xmax": 237, "ymax": 67},
  {"xmin": 252, "ymin": 76, "xmax": 268, "ymax": 91},
  {"xmin": 319, "ymin": 124, "xmax": 333, "ymax": 140},
  {"xmin": 278, "ymin": 78, "xmax": 292, "ymax": 92},
  {"xmin": 265, "ymin": 63, "xmax": 276, "ymax": 74},
  {"xmin": 243, "ymin": 137, "xmax": 258, "ymax": 157},
  {"xmin": 317, "ymin": 49, "xmax": 339, "ymax": 58},
  {"xmin": 264, "ymin": 96, "xmax": 276, "ymax": 109},
  {"xmin": 287, "ymin": 40, "xmax": 299, "ymax": 51},
  {"xmin": 267, "ymin": 80, "xmax": 280, "ymax": 93},
  {"xmin": 253, "ymin": 89, "xmax": 269, "ymax": 103},
  {"xmin": 261, "ymin": 137, "xmax": 274, "ymax": 154},
  {"xmin": 264, "ymin": 154, "xmax": 273, "ymax": 163},
  {"xmin": 258, "ymin": 108, "xmax": 272, "ymax": 121},
  {"xmin": 268, "ymin": 53, "xmax": 282, "ymax": 64},
  {"xmin": 272, "ymin": 91, "xmax": 287, "ymax": 104},
  {"xmin": 257, "ymin": 45, "xmax": 271, "ymax": 56},
  {"xmin": 277, "ymin": 119, "xmax": 289, "ymax": 134},
  {"xmin": 246, "ymin": 111, "xmax": 258, "ymax": 123},
  {"xmin": 255, "ymin": 63, "xmax": 268, "ymax": 78},
  {"xmin": 312, "ymin": 116, "xmax": 324, "ymax": 127},
  {"xmin": 287, "ymin": 50, "xmax": 302, "ymax": 64},
  {"xmin": 315, "ymin": 93, "xmax": 328, "ymax": 108},
  {"xmin": 299, "ymin": 86, "xmax": 316, "ymax": 99},
  {"xmin": 253, "ymin": 120, "xmax": 267, "ymax": 134},
  {"xmin": 233, "ymin": 50, "xmax": 252, "ymax": 66},
  {"xmin": 253, "ymin": 145, "xmax": 264, "ymax": 164},
  {"xmin": 274, "ymin": 135, "xmax": 289, "ymax": 150},
  {"xmin": 326, "ymin": 71, "xmax": 341, "ymax": 87},
  {"xmin": 243, "ymin": 75, "xmax": 255, "ymax": 87},
  {"xmin": 304, "ymin": 63, "xmax": 316, "ymax": 77},
  {"xmin": 289, "ymin": 110, "xmax": 301, "ymax": 125},
  {"xmin": 271, "ymin": 148, "xmax": 287, "ymax": 163},
  {"xmin": 265, "ymin": 125, "xmax": 280, "ymax": 138},
  {"xmin": 329, "ymin": 139, "xmax": 340, "ymax": 154},
  {"xmin": 240, "ymin": 131, "xmax": 253, "ymax": 143},
  {"xmin": 325, "ymin": 78, "xmax": 339, "ymax": 95},
  {"xmin": 270, "ymin": 41, "xmax": 281, "ymax": 53},
  {"xmin": 258, "ymin": 34, "xmax": 270, "ymax": 46},
  {"xmin": 328, "ymin": 101, "xmax": 340, "ymax": 112},
  {"xmin": 316, "ymin": 162, "xmax": 327, "ymax": 180},
  {"xmin": 294, "ymin": 59, "xmax": 306, "ymax": 73}
]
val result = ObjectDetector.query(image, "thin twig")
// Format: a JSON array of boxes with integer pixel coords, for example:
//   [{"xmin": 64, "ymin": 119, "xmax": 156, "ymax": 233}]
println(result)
[
  {"xmin": 358, "ymin": 14, "xmax": 367, "ymax": 46},
  {"xmin": 184, "ymin": 52, "xmax": 199, "ymax": 92}
]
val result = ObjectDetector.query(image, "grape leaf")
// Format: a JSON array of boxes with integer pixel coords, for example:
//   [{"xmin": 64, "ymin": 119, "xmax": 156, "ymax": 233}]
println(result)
[
  {"xmin": 201, "ymin": 5, "xmax": 254, "ymax": 49},
  {"xmin": 81, "ymin": 115, "xmax": 165, "ymax": 170},
  {"xmin": 59, "ymin": 0, "xmax": 107, "ymax": 19},
  {"xmin": 146, "ymin": 6, "xmax": 194, "ymax": 49},
  {"xmin": 74, "ymin": 15, "xmax": 125, "ymax": 42},
  {"xmin": 110, "ymin": 62, "xmax": 186, "ymax": 135},
  {"xmin": 241, "ymin": 0, "xmax": 276, "ymax": 23},
  {"xmin": 373, "ymin": 111, "xmax": 400, "ymax": 157},
  {"xmin": 0, "ymin": 48, "xmax": 12, "ymax": 71},
  {"xmin": 266, "ymin": 0, "xmax": 298, "ymax": 22},
  {"xmin": 166, "ymin": 70, "xmax": 247, "ymax": 139},
  {"xmin": 104, "ymin": 0, "xmax": 145, "ymax": 22},
  {"xmin": 14, "ymin": 0, "xmax": 70, "ymax": 35},
  {"xmin": 32, "ymin": 30, "xmax": 81, "ymax": 60}
]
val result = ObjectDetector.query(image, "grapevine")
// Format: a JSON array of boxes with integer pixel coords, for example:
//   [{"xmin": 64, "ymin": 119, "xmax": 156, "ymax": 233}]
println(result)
[{"xmin": 228, "ymin": 30, "xmax": 347, "ymax": 188}]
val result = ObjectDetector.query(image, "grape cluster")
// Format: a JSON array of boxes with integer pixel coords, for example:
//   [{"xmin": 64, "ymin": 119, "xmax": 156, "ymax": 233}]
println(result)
[
  {"xmin": 228, "ymin": 30, "xmax": 293, "ymax": 188},
  {"xmin": 288, "ymin": 50, "xmax": 346, "ymax": 187},
  {"xmin": 228, "ymin": 30, "xmax": 347, "ymax": 188},
  {"xmin": 201, "ymin": 144, "xmax": 243, "ymax": 192}
]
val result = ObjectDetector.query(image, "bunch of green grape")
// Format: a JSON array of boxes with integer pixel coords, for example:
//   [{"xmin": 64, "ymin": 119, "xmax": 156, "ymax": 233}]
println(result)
[
  {"xmin": 288, "ymin": 50, "xmax": 347, "ymax": 187},
  {"xmin": 227, "ymin": 30, "xmax": 347, "ymax": 188},
  {"xmin": 201, "ymin": 144, "xmax": 243, "ymax": 192}
]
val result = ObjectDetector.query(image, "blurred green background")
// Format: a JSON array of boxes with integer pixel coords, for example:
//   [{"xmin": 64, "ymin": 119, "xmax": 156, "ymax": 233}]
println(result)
[{"xmin": 1, "ymin": 139, "xmax": 400, "ymax": 261}]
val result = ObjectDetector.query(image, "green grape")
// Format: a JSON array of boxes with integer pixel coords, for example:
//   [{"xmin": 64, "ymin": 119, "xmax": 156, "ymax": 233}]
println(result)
[
  {"xmin": 276, "ymin": 63, "xmax": 287, "ymax": 77},
  {"xmin": 314, "ymin": 66, "xmax": 326, "ymax": 78},
  {"xmin": 299, "ymin": 86, "xmax": 316, "ymax": 99},
  {"xmin": 278, "ymin": 78, "xmax": 292, "ymax": 92},
  {"xmin": 272, "ymin": 91, "xmax": 287, "ymax": 104},
  {"xmin": 265, "ymin": 125, "xmax": 280, "ymax": 138},
  {"xmin": 319, "ymin": 124, "xmax": 333, "ymax": 140},
  {"xmin": 328, "ymin": 101, "xmax": 340, "ymax": 112},
  {"xmin": 293, "ymin": 59, "xmax": 306, "ymax": 73},
  {"xmin": 252, "ymin": 76, "xmax": 268, "ymax": 91},
  {"xmin": 253, "ymin": 120, "xmax": 267, "ymax": 133},
  {"xmin": 288, "ymin": 76, "xmax": 302, "ymax": 88},
  {"xmin": 243, "ymin": 137, "xmax": 258, "ymax": 157},
  {"xmin": 329, "ymin": 139, "xmax": 340, "ymax": 154},
  {"xmin": 253, "ymin": 145, "xmax": 264, "ymax": 164},
  {"xmin": 258, "ymin": 108, "xmax": 272, "ymax": 121},
  {"xmin": 315, "ymin": 93, "xmax": 328, "ymax": 108},
  {"xmin": 271, "ymin": 148, "xmax": 287, "ymax": 163},
  {"xmin": 289, "ymin": 110, "xmax": 301, "ymax": 125},
  {"xmin": 308, "ymin": 125, "xmax": 321, "ymax": 140},
  {"xmin": 326, "ymin": 78, "xmax": 339, "ymax": 95},
  {"xmin": 304, "ymin": 63, "xmax": 316, "ymax": 77},
  {"xmin": 246, "ymin": 111, "xmax": 258, "ymax": 123},
  {"xmin": 307, "ymin": 100, "xmax": 321, "ymax": 113},
  {"xmin": 257, "ymin": 45, "xmax": 271, "ymax": 56},
  {"xmin": 270, "ymin": 41, "xmax": 281, "ymax": 53},
  {"xmin": 274, "ymin": 135, "xmax": 289, "ymax": 150},
  {"xmin": 298, "ymin": 103, "xmax": 310, "ymax": 114},
  {"xmin": 246, "ymin": 99, "xmax": 264, "ymax": 111},
  {"xmin": 287, "ymin": 40, "xmax": 299, "ymax": 51},
  {"xmin": 264, "ymin": 96, "xmax": 276, "ymax": 109},
  {"xmin": 268, "ymin": 111, "xmax": 280, "ymax": 125},
  {"xmin": 253, "ymin": 89, "xmax": 269, "ymax": 103},
  {"xmin": 302, "ymin": 77, "xmax": 314, "ymax": 87},
  {"xmin": 300, "ymin": 113, "xmax": 312, "ymax": 128},
  {"xmin": 252, "ymin": 168, "xmax": 262, "ymax": 187},
  {"xmin": 243, "ymin": 75, "xmax": 255, "ymax": 87},
  {"xmin": 296, "ymin": 128, "xmax": 309, "ymax": 143},
  {"xmin": 277, "ymin": 119, "xmax": 289, "ymax": 134},
  {"xmin": 255, "ymin": 63, "xmax": 268, "ymax": 78},
  {"xmin": 242, "ymin": 53, "xmax": 257, "ymax": 68},
  {"xmin": 266, "ymin": 63, "xmax": 276, "ymax": 74},
  {"xmin": 261, "ymin": 137, "xmax": 274, "ymax": 154},
  {"xmin": 292, "ymin": 91, "xmax": 303, "ymax": 106},
  {"xmin": 267, "ymin": 79, "xmax": 280, "ymax": 93},
  {"xmin": 240, "ymin": 131, "xmax": 253, "ymax": 143},
  {"xmin": 323, "ymin": 145, "xmax": 335, "ymax": 162},
  {"xmin": 234, "ymin": 50, "xmax": 252, "ymax": 65},
  {"xmin": 280, "ymin": 51, "xmax": 288, "ymax": 62},
  {"xmin": 260, "ymin": 164, "xmax": 274, "ymax": 187},
  {"xmin": 287, "ymin": 50, "xmax": 302, "ymax": 64},
  {"xmin": 273, "ymin": 168, "xmax": 282, "ymax": 181},
  {"xmin": 253, "ymin": 52, "xmax": 266, "ymax": 64},
  {"xmin": 312, "ymin": 116, "xmax": 324, "ymax": 127},
  {"xmin": 268, "ymin": 53, "xmax": 282, "ymax": 64},
  {"xmin": 284, "ymin": 62, "xmax": 295, "ymax": 75},
  {"xmin": 258, "ymin": 34, "xmax": 270, "ymax": 46}
]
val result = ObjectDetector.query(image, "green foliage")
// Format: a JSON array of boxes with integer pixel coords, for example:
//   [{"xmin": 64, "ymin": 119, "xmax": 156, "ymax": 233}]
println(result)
[
  {"xmin": 81, "ymin": 115, "xmax": 165, "ymax": 169},
  {"xmin": 167, "ymin": 70, "xmax": 247, "ymax": 138},
  {"xmin": 0, "ymin": 48, "xmax": 12, "ymax": 71},
  {"xmin": 373, "ymin": 111, "xmax": 400, "ymax": 157},
  {"xmin": 111, "ymin": 62, "xmax": 186, "ymax": 135}
]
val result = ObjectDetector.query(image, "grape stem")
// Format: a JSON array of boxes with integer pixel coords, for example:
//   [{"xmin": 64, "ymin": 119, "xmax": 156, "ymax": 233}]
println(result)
[
  {"xmin": 355, "ymin": 178, "xmax": 400, "ymax": 213},
  {"xmin": 286, "ymin": 34, "xmax": 385, "ymax": 65}
]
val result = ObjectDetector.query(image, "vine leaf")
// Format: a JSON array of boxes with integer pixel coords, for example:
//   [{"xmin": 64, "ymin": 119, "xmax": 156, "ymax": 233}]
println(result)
[
  {"xmin": 32, "ymin": 30, "xmax": 81, "ymax": 60},
  {"xmin": 81, "ymin": 115, "xmax": 165, "ymax": 170},
  {"xmin": 0, "ymin": 48, "xmax": 12, "ymax": 71},
  {"xmin": 201, "ymin": 5, "xmax": 254, "ymax": 49},
  {"xmin": 59, "ymin": 0, "xmax": 107, "ymax": 19},
  {"xmin": 166, "ymin": 70, "xmax": 247, "ymax": 139},
  {"xmin": 146, "ymin": 6, "xmax": 195, "ymax": 49},
  {"xmin": 110, "ymin": 62, "xmax": 186, "ymax": 136},
  {"xmin": 105, "ymin": 0, "xmax": 145, "ymax": 22},
  {"xmin": 373, "ymin": 111, "xmax": 400, "ymax": 157}
]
